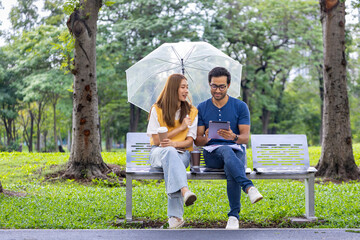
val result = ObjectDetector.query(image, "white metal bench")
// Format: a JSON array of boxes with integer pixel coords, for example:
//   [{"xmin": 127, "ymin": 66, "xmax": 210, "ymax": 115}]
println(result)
[{"xmin": 125, "ymin": 133, "xmax": 317, "ymax": 222}]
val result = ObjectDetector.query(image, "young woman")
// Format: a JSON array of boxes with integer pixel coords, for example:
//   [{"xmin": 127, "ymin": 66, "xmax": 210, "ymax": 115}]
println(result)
[{"xmin": 146, "ymin": 74, "xmax": 198, "ymax": 229}]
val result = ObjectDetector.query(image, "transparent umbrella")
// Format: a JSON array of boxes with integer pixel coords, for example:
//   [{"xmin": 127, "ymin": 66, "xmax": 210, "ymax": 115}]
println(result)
[{"xmin": 126, "ymin": 41, "xmax": 242, "ymax": 112}]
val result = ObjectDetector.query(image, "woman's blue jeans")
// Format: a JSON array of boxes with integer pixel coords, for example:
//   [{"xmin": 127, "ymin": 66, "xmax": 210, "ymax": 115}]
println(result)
[
  {"xmin": 203, "ymin": 145, "xmax": 254, "ymax": 219},
  {"xmin": 149, "ymin": 146, "xmax": 190, "ymax": 219}
]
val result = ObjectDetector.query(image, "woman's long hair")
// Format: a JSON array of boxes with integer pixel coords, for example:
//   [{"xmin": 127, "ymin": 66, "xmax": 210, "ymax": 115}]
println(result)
[{"xmin": 155, "ymin": 74, "xmax": 191, "ymax": 127}]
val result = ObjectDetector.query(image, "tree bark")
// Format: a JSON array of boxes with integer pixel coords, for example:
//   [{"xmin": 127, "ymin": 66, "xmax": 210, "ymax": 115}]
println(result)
[
  {"xmin": 129, "ymin": 103, "xmax": 141, "ymax": 132},
  {"xmin": 261, "ymin": 107, "xmax": 271, "ymax": 134},
  {"xmin": 67, "ymin": 129, "xmax": 71, "ymax": 151},
  {"xmin": 21, "ymin": 109, "xmax": 34, "ymax": 152},
  {"xmin": 53, "ymin": 102, "xmax": 58, "ymax": 152},
  {"xmin": 29, "ymin": 109, "xmax": 34, "ymax": 152},
  {"xmin": 316, "ymin": 0, "xmax": 359, "ymax": 181},
  {"xmin": 35, "ymin": 101, "xmax": 45, "ymax": 152},
  {"xmin": 2, "ymin": 116, "xmax": 14, "ymax": 145},
  {"xmin": 0, "ymin": 180, "xmax": 3, "ymax": 193},
  {"xmin": 63, "ymin": 0, "xmax": 110, "ymax": 180},
  {"xmin": 317, "ymin": 65, "xmax": 324, "ymax": 145}
]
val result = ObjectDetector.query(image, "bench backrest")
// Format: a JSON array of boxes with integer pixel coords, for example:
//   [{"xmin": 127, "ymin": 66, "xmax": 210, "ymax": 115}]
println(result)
[
  {"xmin": 126, "ymin": 132, "xmax": 152, "ymax": 168},
  {"xmin": 126, "ymin": 132, "xmax": 207, "ymax": 168},
  {"xmin": 126, "ymin": 132, "xmax": 249, "ymax": 169},
  {"xmin": 251, "ymin": 134, "xmax": 310, "ymax": 173}
]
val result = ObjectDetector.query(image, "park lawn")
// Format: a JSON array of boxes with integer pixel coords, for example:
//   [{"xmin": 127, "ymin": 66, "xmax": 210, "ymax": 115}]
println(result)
[{"xmin": 0, "ymin": 145, "xmax": 359, "ymax": 229}]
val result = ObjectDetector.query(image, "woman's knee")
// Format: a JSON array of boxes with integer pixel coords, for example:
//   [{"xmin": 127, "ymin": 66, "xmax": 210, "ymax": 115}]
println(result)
[{"xmin": 160, "ymin": 146, "xmax": 177, "ymax": 156}]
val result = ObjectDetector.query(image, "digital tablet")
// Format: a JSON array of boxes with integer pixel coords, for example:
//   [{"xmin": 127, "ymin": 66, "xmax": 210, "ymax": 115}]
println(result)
[{"xmin": 208, "ymin": 121, "xmax": 230, "ymax": 139}]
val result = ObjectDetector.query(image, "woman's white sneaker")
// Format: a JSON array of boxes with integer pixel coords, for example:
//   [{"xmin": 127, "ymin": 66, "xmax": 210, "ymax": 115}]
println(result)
[
  {"xmin": 247, "ymin": 186, "xmax": 263, "ymax": 204},
  {"xmin": 168, "ymin": 217, "xmax": 185, "ymax": 229},
  {"xmin": 183, "ymin": 191, "xmax": 197, "ymax": 206},
  {"xmin": 225, "ymin": 216, "xmax": 239, "ymax": 230}
]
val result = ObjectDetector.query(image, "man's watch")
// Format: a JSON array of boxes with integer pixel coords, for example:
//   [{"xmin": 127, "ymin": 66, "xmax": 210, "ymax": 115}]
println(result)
[{"xmin": 233, "ymin": 134, "xmax": 238, "ymax": 142}]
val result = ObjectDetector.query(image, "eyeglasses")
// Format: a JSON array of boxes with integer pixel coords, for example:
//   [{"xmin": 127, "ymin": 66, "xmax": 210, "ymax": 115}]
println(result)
[{"xmin": 210, "ymin": 84, "xmax": 227, "ymax": 91}]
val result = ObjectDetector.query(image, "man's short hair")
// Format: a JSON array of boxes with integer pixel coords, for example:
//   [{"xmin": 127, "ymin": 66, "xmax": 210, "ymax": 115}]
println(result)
[{"xmin": 208, "ymin": 67, "xmax": 231, "ymax": 84}]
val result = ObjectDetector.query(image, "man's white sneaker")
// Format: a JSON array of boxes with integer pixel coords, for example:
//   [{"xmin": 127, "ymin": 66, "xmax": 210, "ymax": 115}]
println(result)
[
  {"xmin": 225, "ymin": 216, "xmax": 239, "ymax": 230},
  {"xmin": 247, "ymin": 186, "xmax": 263, "ymax": 204},
  {"xmin": 183, "ymin": 191, "xmax": 197, "ymax": 206},
  {"xmin": 168, "ymin": 217, "xmax": 185, "ymax": 229}
]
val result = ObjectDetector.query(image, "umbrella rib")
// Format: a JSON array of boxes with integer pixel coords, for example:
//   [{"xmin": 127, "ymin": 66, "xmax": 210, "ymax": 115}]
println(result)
[
  {"xmin": 171, "ymin": 46, "xmax": 182, "ymax": 62},
  {"xmin": 154, "ymin": 58, "xmax": 181, "ymax": 65},
  {"xmin": 184, "ymin": 68, "xmax": 195, "ymax": 83},
  {"xmin": 183, "ymin": 46, "xmax": 196, "ymax": 63},
  {"xmin": 184, "ymin": 68, "xmax": 204, "ymax": 105},
  {"xmin": 129, "ymin": 65, "xmax": 182, "ymax": 100},
  {"xmin": 185, "ymin": 55, "xmax": 218, "ymax": 65},
  {"xmin": 184, "ymin": 65, "xmax": 212, "ymax": 72}
]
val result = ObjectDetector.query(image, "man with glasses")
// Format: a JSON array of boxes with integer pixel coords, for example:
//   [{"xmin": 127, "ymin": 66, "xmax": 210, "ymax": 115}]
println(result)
[{"xmin": 195, "ymin": 67, "xmax": 263, "ymax": 230}]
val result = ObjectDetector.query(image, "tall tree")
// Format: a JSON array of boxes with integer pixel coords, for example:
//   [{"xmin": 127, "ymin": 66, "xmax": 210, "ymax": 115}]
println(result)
[
  {"xmin": 316, "ymin": 0, "xmax": 359, "ymax": 180},
  {"xmin": 63, "ymin": 0, "xmax": 110, "ymax": 179},
  {"xmin": 0, "ymin": 180, "xmax": 3, "ymax": 193}
]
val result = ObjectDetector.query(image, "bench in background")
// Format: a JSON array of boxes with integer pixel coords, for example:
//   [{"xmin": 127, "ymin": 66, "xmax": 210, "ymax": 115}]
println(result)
[{"xmin": 125, "ymin": 132, "xmax": 317, "ymax": 222}]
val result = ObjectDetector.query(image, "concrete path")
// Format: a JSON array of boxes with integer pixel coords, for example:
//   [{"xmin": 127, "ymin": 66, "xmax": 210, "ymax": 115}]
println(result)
[{"xmin": 1, "ymin": 228, "xmax": 360, "ymax": 240}]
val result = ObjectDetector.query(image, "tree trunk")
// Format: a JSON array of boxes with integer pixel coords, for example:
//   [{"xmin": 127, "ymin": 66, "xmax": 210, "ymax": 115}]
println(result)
[
  {"xmin": 63, "ymin": 0, "xmax": 110, "ymax": 180},
  {"xmin": 261, "ymin": 107, "xmax": 271, "ymax": 134},
  {"xmin": 105, "ymin": 125, "xmax": 113, "ymax": 152},
  {"xmin": 318, "ymin": 66, "xmax": 324, "ymax": 145},
  {"xmin": 36, "ymin": 102, "xmax": 42, "ymax": 152},
  {"xmin": 67, "ymin": 129, "xmax": 71, "ymax": 151},
  {"xmin": 2, "ymin": 117, "xmax": 14, "ymax": 146},
  {"xmin": 129, "ymin": 103, "xmax": 141, "ymax": 132},
  {"xmin": 0, "ymin": 180, "xmax": 3, "ymax": 193},
  {"xmin": 316, "ymin": 0, "xmax": 359, "ymax": 181},
  {"xmin": 29, "ymin": 109, "xmax": 34, "ymax": 152},
  {"xmin": 241, "ymin": 78, "xmax": 250, "ymax": 105},
  {"xmin": 43, "ymin": 130, "xmax": 47, "ymax": 152},
  {"xmin": 53, "ymin": 102, "xmax": 58, "ymax": 152}
]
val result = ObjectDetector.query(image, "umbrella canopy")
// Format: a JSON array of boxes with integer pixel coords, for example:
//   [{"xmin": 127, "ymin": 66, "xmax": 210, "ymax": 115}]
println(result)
[{"xmin": 126, "ymin": 41, "xmax": 242, "ymax": 112}]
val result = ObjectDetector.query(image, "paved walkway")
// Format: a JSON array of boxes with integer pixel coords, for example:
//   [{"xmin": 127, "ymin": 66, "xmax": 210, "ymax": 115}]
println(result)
[{"xmin": 1, "ymin": 228, "xmax": 360, "ymax": 240}]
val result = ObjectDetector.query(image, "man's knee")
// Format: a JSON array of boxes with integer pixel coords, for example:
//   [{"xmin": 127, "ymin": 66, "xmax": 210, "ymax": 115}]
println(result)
[{"xmin": 217, "ymin": 145, "xmax": 235, "ymax": 157}]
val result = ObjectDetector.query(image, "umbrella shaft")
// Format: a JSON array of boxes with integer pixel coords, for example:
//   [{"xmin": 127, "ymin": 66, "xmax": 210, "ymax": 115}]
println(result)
[{"xmin": 181, "ymin": 59, "xmax": 184, "ymax": 75}]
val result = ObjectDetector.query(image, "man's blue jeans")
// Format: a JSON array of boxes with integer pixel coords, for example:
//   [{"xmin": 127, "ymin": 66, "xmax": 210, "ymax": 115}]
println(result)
[{"xmin": 203, "ymin": 145, "xmax": 254, "ymax": 219}]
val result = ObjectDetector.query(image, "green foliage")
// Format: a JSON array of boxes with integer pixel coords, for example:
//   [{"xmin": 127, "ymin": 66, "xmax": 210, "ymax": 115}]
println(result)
[
  {"xmin": 204, "ymin": 0, "xmax": 323, "ymax": 136},
  {"xmin": 104, "ymin": 1, "xmax": 116, "ymax": 7},
  {"xmin": 2, "ymin": 0, "xmax": 360, "ymax": 153},
  {"xmin": 63, "ymin": 0, "xmax": 79, "ymax": 15},
  {"xmin": 9, "ymin": 0, "xmax": 39, "ymax": 33}
]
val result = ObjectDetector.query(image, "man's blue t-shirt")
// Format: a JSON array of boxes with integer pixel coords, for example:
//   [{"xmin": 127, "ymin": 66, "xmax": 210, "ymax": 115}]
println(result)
[{"xmin": 197, "ymin": 96, "xmax": 250, "ymax": 146}]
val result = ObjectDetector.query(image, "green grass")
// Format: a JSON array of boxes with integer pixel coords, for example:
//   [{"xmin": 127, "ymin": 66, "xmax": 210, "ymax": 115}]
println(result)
[{"xmin": 0, "ymin": 146, "xmax": 360, "ymax": 229}]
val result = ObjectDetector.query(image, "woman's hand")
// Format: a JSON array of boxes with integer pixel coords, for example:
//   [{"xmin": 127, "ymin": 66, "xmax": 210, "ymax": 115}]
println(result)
[
  {"xmin": 180, "ymin": 115, "xmax": 191, "ymax": 131},
  {"xmin": 160, "ymin": 139, "xmax": 177, "ymax": 148}
]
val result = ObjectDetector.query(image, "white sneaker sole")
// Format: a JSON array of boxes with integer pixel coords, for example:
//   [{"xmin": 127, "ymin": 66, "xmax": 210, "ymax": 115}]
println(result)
[{"xmin": 184, "ymin": 193, "xmax": 197, "ymax": 206}]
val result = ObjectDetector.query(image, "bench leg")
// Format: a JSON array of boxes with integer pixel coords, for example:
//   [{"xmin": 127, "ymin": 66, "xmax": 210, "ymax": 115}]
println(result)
[
  {"xmin": 126, "ymin": 174, "xmax": 133, "ymax": 222},
  {"xmin": 304, "ymin": 174, "xmax": 317, "ymax": 221}
]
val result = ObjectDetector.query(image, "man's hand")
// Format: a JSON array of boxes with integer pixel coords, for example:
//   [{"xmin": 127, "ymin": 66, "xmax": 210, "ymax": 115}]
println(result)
[
  {"xmin": 204, "ymin": 128, "xmax": 211, "ymax": 143},
  {"xmin": 217, "ymin": 128, "xmax": 236, "ymax": 141}
]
